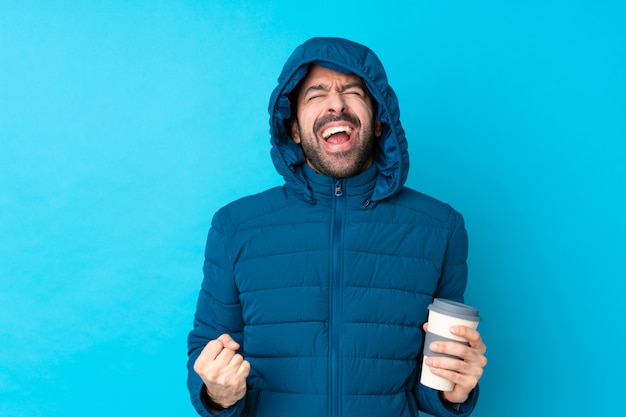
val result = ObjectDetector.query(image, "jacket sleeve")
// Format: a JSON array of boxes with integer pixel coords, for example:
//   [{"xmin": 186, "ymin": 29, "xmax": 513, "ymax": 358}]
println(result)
[
  {"xmin": 434, "ymin": 210, "xmax": 469, "ymax": 303},
  {"xmin": 416, "ymin": 210, "xmax": 480, "ymax": 417},
  {"xmin": 418, "ymin": 385, "xmax": 479, "ymax": 417},
  {"xmin": 187, "ymin": 208, "xmax": 246, "ymax": 417}
]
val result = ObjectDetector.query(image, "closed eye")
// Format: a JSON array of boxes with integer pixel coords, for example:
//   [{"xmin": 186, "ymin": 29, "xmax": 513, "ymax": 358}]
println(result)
[
  {"xmin": 341, "ymin": 83, "xmax": 366, "ymax": 97},
  {"xmin": 303, "ymin": 85, "xmax": 328, "ymax": 101},
  {"xmin": 307, "ymin": 93, "xmax": 325, "ymax": 101}
]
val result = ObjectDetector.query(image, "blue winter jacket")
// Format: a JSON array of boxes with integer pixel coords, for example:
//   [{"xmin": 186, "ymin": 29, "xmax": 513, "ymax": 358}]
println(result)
[{"xmin": 187, "ymin": 37, "xmax": 478, "ymax": 417}]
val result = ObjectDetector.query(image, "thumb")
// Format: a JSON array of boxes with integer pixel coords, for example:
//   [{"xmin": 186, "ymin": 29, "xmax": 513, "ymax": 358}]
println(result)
[{"xmin": 217, "ymin": 333, "xmax": 240, "ymax": 351}]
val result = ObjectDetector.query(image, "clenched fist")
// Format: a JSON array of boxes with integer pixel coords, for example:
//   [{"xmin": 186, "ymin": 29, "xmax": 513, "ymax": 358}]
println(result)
[{"xmin": 193, "ymin": 334, "xmax": 251, "ymax": 409}]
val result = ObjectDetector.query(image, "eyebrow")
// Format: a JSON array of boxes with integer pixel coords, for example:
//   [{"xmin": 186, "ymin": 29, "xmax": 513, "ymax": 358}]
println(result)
[{"xmin": 302, "ymin": 82, "xmax": 366, "ymax": 97}]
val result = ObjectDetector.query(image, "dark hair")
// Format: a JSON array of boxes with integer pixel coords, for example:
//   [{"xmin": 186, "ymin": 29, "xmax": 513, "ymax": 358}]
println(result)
[
  {"xmin": 284, "ymin": 78, "xmax": 304, "ymax": 136},
  {"xmin": 287, "ymin": 79, "xmax": 304, "ymax": 120}
]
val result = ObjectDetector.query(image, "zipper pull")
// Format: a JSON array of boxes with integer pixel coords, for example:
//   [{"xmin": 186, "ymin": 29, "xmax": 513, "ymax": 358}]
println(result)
[{"xmin": 334, "ymin": 181, "xmax": 343, "ymax": 197}]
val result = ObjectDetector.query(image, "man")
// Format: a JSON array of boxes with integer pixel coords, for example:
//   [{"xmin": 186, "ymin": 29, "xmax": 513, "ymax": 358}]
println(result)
[{"xmin": 187, "ymin": 37, "xmax": 487, "ymax": 417}]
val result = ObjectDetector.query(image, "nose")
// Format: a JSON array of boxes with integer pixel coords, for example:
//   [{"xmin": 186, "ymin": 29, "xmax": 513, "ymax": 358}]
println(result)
[{"xmin": 325, "ymin": 92, "xmax": 346, "ymax": 114}]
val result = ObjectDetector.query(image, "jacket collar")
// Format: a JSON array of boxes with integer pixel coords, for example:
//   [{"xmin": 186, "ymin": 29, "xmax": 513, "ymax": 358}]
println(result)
[{"xmin": 295, "ymin": 163, "xmax": 379, "ymax": 208}]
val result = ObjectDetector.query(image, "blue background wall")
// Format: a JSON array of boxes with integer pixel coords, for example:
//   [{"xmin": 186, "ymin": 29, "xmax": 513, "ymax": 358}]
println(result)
[{"xmin": 1, "ymin": 1, "xmax": 624, "ymax": 416}]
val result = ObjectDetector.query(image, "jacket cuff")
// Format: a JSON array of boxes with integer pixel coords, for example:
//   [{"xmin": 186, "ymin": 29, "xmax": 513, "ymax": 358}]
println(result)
[
  {"xmin": 418, "ymin": 383, "xmax": 479, "ymax": 417},
  {"xmin": 199, "ymin": 385, "xmax": 246, "ymax": 417},
  {"xmin": 199, "ymin": 386, "xmax": 245, "ymax": 416}
]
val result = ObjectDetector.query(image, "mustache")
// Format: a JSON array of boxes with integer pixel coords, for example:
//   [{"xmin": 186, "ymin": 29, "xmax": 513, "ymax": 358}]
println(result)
[{"xmin": 313, "ymin": 113, "xmax": 360, "ymax": 134}]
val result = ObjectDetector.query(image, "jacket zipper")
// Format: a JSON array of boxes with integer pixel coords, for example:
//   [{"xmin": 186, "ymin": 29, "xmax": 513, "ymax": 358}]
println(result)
[{"xmin": 331, "ymin": 180, "xmax": 344, "ymax": 417}]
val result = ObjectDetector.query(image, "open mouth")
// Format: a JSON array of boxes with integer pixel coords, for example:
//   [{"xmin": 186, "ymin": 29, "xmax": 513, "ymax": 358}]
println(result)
[{"xmin": 321, "ymin": 125, "xmax": 353, "ymax": 145}]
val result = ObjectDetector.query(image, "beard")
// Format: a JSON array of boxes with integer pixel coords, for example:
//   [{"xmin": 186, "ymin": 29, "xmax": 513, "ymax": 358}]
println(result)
[{"xmin": 296, "ymin": 114, "xmax": 377, "ymax": 179}]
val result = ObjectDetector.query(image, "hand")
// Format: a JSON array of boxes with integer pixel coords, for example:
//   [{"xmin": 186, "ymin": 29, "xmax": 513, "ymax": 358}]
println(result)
[
  {"xmin": 193, "ymin": 334, "xmax": 251, "ymax": 409},
  {"xmin": 422, "ymin": 323, "xmax": 487, "ymax": 404}
]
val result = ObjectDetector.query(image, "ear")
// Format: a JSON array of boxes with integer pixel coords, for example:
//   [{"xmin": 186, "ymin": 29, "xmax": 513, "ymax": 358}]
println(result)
[
  {"xmin": 374, "ymin": 117, "xmax": 382, "ymax": 138},
  {"xmin": 291, "ymin": 119, "xmax": 301, "ymax": 144}
]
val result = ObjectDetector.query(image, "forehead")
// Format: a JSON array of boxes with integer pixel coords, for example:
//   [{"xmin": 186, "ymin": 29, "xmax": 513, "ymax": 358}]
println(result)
[{"xmin": 299, "ymin": 64, "xmax": 365, "ymax": 88}]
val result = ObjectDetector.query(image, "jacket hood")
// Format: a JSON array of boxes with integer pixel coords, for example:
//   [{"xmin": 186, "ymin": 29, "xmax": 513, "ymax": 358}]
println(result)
[{"xmin": 268, "ymin": 37, "xmax": 409, "ymax": 203}]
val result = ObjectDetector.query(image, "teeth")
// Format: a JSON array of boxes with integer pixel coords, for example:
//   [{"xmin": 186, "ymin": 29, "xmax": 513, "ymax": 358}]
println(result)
[{"xmin": 322, "ymin": 125, "xmax": 352, "ymax": 139}]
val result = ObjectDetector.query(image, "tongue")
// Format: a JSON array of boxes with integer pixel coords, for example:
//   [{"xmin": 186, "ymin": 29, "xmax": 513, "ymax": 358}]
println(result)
[{"xmin": 326, "ymin": 132, "xmax": 350, "ymax": 145}]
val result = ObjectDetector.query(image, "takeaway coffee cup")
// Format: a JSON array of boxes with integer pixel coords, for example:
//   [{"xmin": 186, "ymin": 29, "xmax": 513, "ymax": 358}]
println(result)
[{"xmin": 420, "ymin": 298, "xmax": 481, "ymax": 391}]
